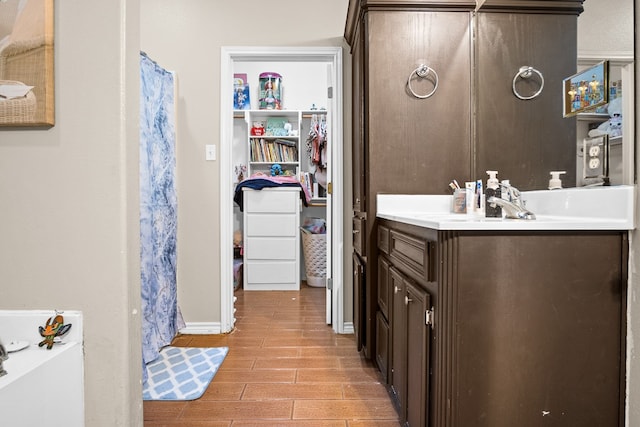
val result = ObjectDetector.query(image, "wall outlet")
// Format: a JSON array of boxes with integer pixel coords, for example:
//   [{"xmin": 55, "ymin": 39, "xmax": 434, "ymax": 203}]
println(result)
[{"xmin": 583, "ymin": 136, "xmax": 608, "ymax": 180}]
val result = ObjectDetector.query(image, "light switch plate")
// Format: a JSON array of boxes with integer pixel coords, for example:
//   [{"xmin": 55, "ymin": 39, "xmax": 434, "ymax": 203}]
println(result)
[{"xmin": 206, "ymin": 144, "xmax": 216, "ymax": 161}]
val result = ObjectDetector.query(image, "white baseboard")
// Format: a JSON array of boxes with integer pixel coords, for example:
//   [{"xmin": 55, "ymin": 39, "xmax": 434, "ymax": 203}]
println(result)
[
  {"xmin": 179, "ymin": 322, "xmax": 221, "ymax": 335},
  {"xmin": 342, "ymin": 322, "xmax": 354, "ymax": 334}
]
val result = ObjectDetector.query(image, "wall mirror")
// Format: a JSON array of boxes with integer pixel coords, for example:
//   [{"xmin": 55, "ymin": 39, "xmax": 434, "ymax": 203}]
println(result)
[{"xmin": 574, "ymin": 2, "xmax": 634, "ymax": 187}]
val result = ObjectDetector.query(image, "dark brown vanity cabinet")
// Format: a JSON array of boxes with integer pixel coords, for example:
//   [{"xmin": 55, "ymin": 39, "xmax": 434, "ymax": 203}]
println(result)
[
  {"xmin": 379, "ymin": 218, "xmax": 627, "ymax": 427},
  {"xmin": 344, "ymin": 0, "xmax": 583, "ymax": 365},
  {"xmin": 378, "ymin": 222, "xmax": 436, "ymax": 426}
]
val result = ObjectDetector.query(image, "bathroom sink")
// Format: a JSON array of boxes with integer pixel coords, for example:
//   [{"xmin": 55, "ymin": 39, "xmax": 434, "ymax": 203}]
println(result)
[{"xmin": 376, "ymin": 185, "xmax": 635, "ymax": 231}]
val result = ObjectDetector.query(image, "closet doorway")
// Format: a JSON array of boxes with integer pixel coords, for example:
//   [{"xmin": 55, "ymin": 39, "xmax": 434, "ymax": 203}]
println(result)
[{"xmin": 219, "ymin": 47, "xmax": 345, "ymax": 334}]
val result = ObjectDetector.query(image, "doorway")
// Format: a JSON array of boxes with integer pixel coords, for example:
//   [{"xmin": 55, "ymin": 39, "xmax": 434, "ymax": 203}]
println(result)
[{"xmin": 219, "ymin": 46, "xmax": 345, "ymax": 334}]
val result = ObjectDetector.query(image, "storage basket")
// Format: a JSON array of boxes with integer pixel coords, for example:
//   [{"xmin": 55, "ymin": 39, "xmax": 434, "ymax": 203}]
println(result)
[{"xmin": 301, "ymin": 229, "xmax": 326, "ymax": 287}]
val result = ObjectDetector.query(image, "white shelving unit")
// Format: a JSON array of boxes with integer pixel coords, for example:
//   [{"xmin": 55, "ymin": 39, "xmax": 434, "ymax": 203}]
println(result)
[
  {"xmin": 235, "ymin": 109, "xmax": 328, "ymax": 204},
  {"xmin": 244, "ymin": 109, "xmax": 301, "ymax": 177}
]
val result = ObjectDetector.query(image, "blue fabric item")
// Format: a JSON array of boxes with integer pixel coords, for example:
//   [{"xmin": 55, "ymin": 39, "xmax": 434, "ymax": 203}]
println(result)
[
  {"xmin": 140, "ymin": 52, "xmax": 184, "ymax": 383},
  {"xmin": 234, "ymin": 178, "xmax": 308, "ymax": 211},
  {"xmin": 143, "ymin": 346, "xmax": 229, "ymax": 401}
]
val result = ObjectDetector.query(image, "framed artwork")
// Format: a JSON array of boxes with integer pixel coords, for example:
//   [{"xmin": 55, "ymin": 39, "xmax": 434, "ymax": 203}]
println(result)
[
  {"xmin": 563, "ymin": 60, "xmax": 609, "ymax": 117},
  {"xmin": 0, "ymin": 0, "xmax": 54, "ymax": 127}
]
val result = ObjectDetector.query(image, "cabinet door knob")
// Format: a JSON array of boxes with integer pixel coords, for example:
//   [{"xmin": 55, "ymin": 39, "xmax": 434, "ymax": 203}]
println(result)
[
  {"xmin": 394, "ymin": 286, "xmax": 400, "ymax": 294},
  {"xmin": 405, "ymin": 296, "xmax": 413, "ymax": 305},
  {"xmin": 353, "ymin": 230, "xmax": 360, "ymax": 234}
]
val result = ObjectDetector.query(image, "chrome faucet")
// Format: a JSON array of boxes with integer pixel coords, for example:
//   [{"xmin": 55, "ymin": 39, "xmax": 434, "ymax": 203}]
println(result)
[
  {"xmin": 487, "ymin": 184, "xmax": 536, "ymax": 220},
  {"xmin": 0, "ymin": 339, "xmax": 7, "ymax": 377},
  {"xmin": 487, "ymin": 197, "xmax": 536, "ymax": 220}
]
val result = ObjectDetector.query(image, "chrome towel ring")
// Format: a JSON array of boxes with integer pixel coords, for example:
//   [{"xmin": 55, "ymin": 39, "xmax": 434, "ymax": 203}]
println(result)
[
  {"xmin": 512, "ymin": 66, "xmax": 544, "ymax": 100},
  {"xmin": 407, "ymin": 64, "xmax": 439, "ymax": 99}
]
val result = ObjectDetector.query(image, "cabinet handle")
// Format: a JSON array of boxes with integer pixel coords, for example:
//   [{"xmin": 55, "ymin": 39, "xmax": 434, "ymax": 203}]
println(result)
[
  {"xmin": 353, "ymin": 230, "xmax": 360, "ymax": 234},
  {"xmin": 394, "ymin": 285, "xmax": 400, "ymax": 294},
  {"xmin": 405, "ymin": 296, "xmax": 412, "ymax": 305}
]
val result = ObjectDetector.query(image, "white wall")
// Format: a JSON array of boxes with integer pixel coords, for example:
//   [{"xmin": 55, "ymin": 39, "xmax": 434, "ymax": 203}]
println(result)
[
  {"xmin": 578, "ymin": 0, "xmax": 634, "ymax": 57},
  {"xmin": 0, "ymin": 0, "xmax": 142, "ymax": 425}
]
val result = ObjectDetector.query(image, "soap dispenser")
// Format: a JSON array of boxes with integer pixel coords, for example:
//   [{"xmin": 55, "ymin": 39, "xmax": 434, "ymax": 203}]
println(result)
[
  {"xmin": 485, "ymin": 170, "xmax": 502, "ymax": 218},
  {"xmin": 548, "ymin": 171, "xmax": 566, "ymax": 190}
]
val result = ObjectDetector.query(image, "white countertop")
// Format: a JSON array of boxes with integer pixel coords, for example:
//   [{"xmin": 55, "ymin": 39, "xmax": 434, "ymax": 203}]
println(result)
[{"xmin": 377, "ymin": 185, "xmax": 636, "ymax": 231}]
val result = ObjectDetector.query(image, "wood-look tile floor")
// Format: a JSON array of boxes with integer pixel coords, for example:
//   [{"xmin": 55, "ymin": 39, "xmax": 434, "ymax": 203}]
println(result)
[{"xmin": 144, "ymin": 283, "xmax": 400, "ymax": 426}]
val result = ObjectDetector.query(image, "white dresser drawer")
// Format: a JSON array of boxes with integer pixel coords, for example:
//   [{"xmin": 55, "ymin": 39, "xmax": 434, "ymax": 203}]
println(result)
[
  {"xmin": 245, "ymin": 261, "xmax": 297, "ymax": 284},
  {"xmin": 244, "ymin": 188, "xmax": 299, "ymax": 213},
  {"xmin": 245, "ymin": 213, "xmax": 297, "ymax": 237},
  {"xmin": 245, "ymin": 237, "xmax": 297, "ymax": 259}
]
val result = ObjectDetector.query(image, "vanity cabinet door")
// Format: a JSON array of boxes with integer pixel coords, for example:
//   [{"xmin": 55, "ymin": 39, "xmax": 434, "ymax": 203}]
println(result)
[
  {"xmin": 376, "ymin": 256, "xmax": 392, "ymax": 382},
  {"xmin": 406, "ymin": 282, "xmax": 431, "ymax": 427},
  {"xmin": 376, "ymin": 310, "xmax": 390, "ymax": 384},
  {"xmin": 390, "ymin": 266, "xmax": 407, "ymax": 420},
  {"xmin": 353, "ymin": 252, "xmax": 366, "ymax": 352},
  {"xmin": 377, "ymin": 255, "xmax": 391, "ymax": 320},
  {"xmin": 366, "ymin": 10, "xmax": 472, "ymax": 197},
  {"xmin": 351, "ymin": 20, "xmax": 365, "ymax": 215}
]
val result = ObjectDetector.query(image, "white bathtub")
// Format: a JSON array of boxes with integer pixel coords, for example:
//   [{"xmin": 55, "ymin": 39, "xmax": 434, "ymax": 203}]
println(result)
[{"xmin": 0, "ymin": 310, "xmax": 84, "ymax": 427}]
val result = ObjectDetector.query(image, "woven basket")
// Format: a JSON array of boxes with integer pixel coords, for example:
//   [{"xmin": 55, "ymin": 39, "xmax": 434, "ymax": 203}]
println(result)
[
  {"xmin": 0, "ymin": 79, "xmax": 36, "ymax": 124},
  {"xmin": 301, "ymin": 230, "xmax": 326, "ymax": 287}
]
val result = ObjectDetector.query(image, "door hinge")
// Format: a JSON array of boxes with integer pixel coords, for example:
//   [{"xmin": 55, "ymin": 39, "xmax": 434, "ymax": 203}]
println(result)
[
  {"xmin": 425, "ymin": 307, "xmax": 435, "ymax": 329},
  {"xmin": 327, "ymin": 277, "xmax": 333, "ymax": 290},
  {"xmin": 327, "ymin": 86, "xmax": 333, "ymax": 99},
  {"xmin": 327, "ymin": 182, "xmax": 333, "ymax": 194}
]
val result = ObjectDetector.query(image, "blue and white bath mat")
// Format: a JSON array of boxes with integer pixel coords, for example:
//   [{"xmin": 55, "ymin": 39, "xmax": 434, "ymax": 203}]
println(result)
[{"xmin": 143, "ymin": 346, "xmax": 229, "ymax": 401}]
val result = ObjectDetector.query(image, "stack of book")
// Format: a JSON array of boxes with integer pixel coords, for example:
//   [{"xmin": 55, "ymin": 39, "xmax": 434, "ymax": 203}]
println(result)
[
  {"xmin": 250, "ymin": 138, "xmax": 298, "ymax": 163},
  {"xmin": 299, "ymin": 171, "xmax": 320, "ymax": 199}
]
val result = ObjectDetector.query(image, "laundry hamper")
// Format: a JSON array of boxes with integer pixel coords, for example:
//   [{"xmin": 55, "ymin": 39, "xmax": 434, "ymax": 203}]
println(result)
[{"xmin": 301, "ymin": 228, "xmax": 326, "ymax": 287}]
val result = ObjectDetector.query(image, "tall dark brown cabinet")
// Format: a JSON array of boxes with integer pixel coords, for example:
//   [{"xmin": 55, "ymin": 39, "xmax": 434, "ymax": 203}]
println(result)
[{"xmin": 344, "ymin": 0, "xmax": 582, "ymax": 364}]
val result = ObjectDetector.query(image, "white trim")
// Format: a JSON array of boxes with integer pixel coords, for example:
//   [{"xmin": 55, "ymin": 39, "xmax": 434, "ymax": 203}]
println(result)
[
  {"xmin": 577, "ymin": 52, "xmax": 634, "ymax": 67},
  {"xmin": 179, "ymin": 322, "xmax": 221, "ymax": 335},
  {"xmin": 342, "ymin": 322, "xmax": 354, "ymax": 335},
  {"xmin": 219, "ymin": 46, "xmax": 346, "ymax": 334},
  {"xmin": 330, "ymin": 48, "xmax": 346, "ymax": 333},
  {"xmin": 219, "ymin": 47, "xmax": 235, "ymax": 333}
]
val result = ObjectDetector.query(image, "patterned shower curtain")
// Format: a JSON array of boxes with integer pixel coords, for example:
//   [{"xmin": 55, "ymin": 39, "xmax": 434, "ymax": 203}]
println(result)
[{"xmin": 139, "ymin": 52, "xmax": 184, "ymax": 373}]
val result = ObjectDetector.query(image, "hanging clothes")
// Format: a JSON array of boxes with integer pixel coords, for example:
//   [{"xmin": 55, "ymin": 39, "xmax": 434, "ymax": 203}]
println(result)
[{"xmin": 305, "ymin": 113, "xmax": 328, "ymax": 188}]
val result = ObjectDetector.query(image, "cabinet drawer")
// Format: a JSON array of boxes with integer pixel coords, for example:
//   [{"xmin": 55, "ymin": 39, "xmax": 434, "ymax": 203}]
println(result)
[
  {"xmin": 245, "ymin": 260, "xmax": 297, "ymax": 283},
  {"xmin": 246, "ymin": 213, "xmax": 297, "ymax": 237},
  {"xmin": 244, "ymin": 188, "xmax": 299, "ymax": 213},
  {"xmin": 390, "ymin": 229, "xmax": 430, "ymax": 281},
  {"xmin": 245, "ymin": 237, "xmax": 297, "ymax": 260}
]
